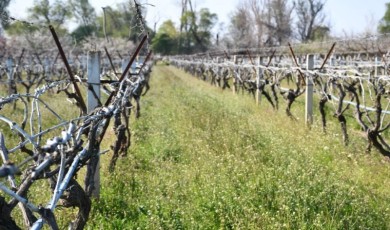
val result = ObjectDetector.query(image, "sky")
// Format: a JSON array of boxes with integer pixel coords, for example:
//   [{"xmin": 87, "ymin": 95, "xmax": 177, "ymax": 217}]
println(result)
[{"xmin": 7, "ymin": 0, "xmax": 390, "ymax": 36}]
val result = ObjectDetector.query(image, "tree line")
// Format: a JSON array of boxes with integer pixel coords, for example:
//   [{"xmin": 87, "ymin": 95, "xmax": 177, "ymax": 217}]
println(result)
[
  {"xmin": 1, "ymin": 0, "xmax": 148, "ymax": 45},
  {"xmin": 1, "ymin": 0, "xmax": 390, "ymax": 55},
  {"xmin": 159, "ymin": 0, "xmax": 329, "ymax": 55}
]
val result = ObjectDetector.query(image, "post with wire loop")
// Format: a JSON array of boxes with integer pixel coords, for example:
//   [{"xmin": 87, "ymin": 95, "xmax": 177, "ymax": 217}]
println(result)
[
  {"xmin": 305, "ymin": 54, "xmax": 314, "ymax": 126},
  {"xmin": 87, "ymin": 51, "xmax": 101, "ymax": 199}
]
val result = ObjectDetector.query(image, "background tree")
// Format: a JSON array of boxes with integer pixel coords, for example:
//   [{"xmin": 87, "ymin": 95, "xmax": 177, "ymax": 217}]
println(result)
[
  {"xmin": 69, "ymin": 0, "xmax": 97, "ymax": 42},
  {"xmin": 195, "ymin": 8, "xmax": 218, "ymax": 49},
  {"xmin": 179, "ymin": 0, "xmax": 191, "ymax": 52},
  {"xmin": 228, "ymin": 4, "xmax": 256, "ymax": 49},
  {"xmin": 178, "ymin": 0, "xmax": 218, "ymax": 54},
  {"xmin": 249, "ymin": 0, "xmax": 267, "ymax": 48},
  {"xmin": 310, "ymin": 25, "xmax": 330, "ymax": 41},
  {"xmin": 3, "ymin": 21, "xmax": 39, "ymax": 36},
  {"xmin": 262, "ymin": 0, "xmax": 294, "ymax": 46},
  {"xmin": 96, "ymin": 1, "xmax": 151, "ymax": 44},
  {"xmin": 295, "ymin": 0, "xmax": 327, "ymax": 42},
  {"xmin": 179, "ymin": 10, "xmax": 196, "ymax": 53},
  {"xmin": 152, "ymin": 20, "xmax": 178, "ymax": 55},
  {"xmin": 28, "ymin": 0, "xmax": 72, "ymax": 28},
  {"xmin": 5, "ymin": 0, "xmax": 71, "ymax": 37},
  {"xmin": 0, "ymin": 0, "xmax": 11, "ymax": 34},
  {"xmin": 179, "ymin": 8, "xmax": 217, "ymax": 53},
  {"xmin": 69, "ymin": 0, "xmax": 96, "ymax": 26},
  {"xmin": 228, "ymin": 0, "xmax": 294, "ymax": 48},
  {"xmin": 378, "ymin": 2, "xmax": 390, "ymax": 33}
]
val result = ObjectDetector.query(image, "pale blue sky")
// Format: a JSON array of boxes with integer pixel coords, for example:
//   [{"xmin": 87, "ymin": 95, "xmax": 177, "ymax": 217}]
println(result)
[{"xmin": 7, "ymin": 0, "xmax": 389, "ymax": 36}]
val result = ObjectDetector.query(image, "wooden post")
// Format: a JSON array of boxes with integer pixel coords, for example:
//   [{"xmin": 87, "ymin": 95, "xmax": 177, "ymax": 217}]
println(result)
[
  {"xmin": 217, "ymin": 57, "xmax": 221, "ymax": 88},
  {"xmin": 330, "ymin": 56, "xmax": 335, "ymax": 67},
  {"xmin": 233, "ymin": 55, "xmax": 237, "ymax": 94},
  {"xmin": 305, "ymin": 54, "xmax": 314, "ymax": 126},
  {"xmin": 87, "ymin": 51, "xmax": 101, "ymax": 110},
  {"xmin": 87, "ymin": 51, "xmax": 101, "ymax": 199},
  {"xmin": 347, "ymin": 55, "xmax": 351, "ymax": 66},
  {"xmin": 44, "ymin": 56, "xmax": 51, "ymax": 81},
  {"xmin": 375, "ymin": 56, "xmax": 378, "ymax": 78},
  {"xmin": 256, "ymin": 57, "xmax": 262, "ymax": 105},
  {"xmin": 122, "ymin": 57, "xmax": 129, "ymax": 73},
  {"xmin": 6, "ymin": 56, "xmax": 15, "ymax": 95}
]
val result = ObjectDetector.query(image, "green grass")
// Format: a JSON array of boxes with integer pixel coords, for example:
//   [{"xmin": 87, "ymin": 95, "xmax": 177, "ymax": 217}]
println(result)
[
  {"xmin": 2, "ymin": 65, "xmax": 390, "ymax": 229},
  {"xmin": 81, "ymin": 65, "xmax": 390, "ymax": 229}
]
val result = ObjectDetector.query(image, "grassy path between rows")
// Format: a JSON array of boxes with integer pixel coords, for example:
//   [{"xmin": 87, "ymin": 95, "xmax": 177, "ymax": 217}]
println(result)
[{"xmin": 86, "ymin": 64, "xmax": 390, "ymax": 229}]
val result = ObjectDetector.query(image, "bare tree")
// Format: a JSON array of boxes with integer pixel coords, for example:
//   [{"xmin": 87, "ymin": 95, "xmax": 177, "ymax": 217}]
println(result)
[
  {"xmin": 0, "ymin": 0, "xmax": 11, "ymax": 34},
  {"xmin": 228, "ymin": 4, "xmax": 256, "ymax": 49},
  {"xmin": 262, "ymin": 0, "xmax": 295, "ymax": 45},
  {"xmin": 249, "ymin": 0, "xmax": 267, "ymax": 48},
  {"xmin": 28, "ymin": 0, "xmax": 72, "ymax": 28},
  {"xmin": 228, "ymin": 0, "xmax": 293, "ymax": 48},
  {"xmin": 69, "ymin": 0, "xmax": 96, "ymax": 26},
  {"xmin": 295, "ymin": 0, "xmax": 327, "ymax": 42},
  {"xmin": 179, "ymin": 0, "xmax": 191, "ymax": 52}
]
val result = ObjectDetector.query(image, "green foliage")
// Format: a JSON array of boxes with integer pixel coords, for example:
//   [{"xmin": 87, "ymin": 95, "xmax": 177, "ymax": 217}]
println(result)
[
  {"xmin": 4, "ymin": 21, "xmax": 40, "ymax": 36},
  {"xmin": 95, "ymin": 2, "xmax": 151, "ymax": 43},
  {"xmin": 311, "ymin": 25, "xmax": 330, "ymax": 41},
  {"xmin": 379, "ymin": 3, "xmax": 390, "ymax": 33},
  {"xmin": 5, "ymin": 0, "xmax": 152, "ymax": 42},
  {"xmin": 5, "ymin": 0, "xmax": 71, "ymax": 35},
  {"xmin": 69, "ymin": 0, "xmax": 96, "ymax": 26},
  {"xmin": 178, "ymin": 8, "xmax": 218, "ymax": 54},
  {"xmin": 28, "ymin": 0, "xmax": 72, "ymax": 27},
  {"xmin": 152, "ymin": 33, "xmax": 177, "ymax": 55},
  {"xmin": 152, "ymin": 20, "xmax": 178, "ymax": 55},
  {"xmin": 68, "ymin": 0, "xmax": 97, "ymax": 43},
  {"xmin": 198, "ymin": 8, "xmax": 218, "ymax": 32},
  {"xmin": 82, "ymin": 65, "xmax": 390, "ymax": 229},
  {"xmin": 157, "ymin": 20, "xmax": 177, "ymax": 37},
  {"xmin": 152, "ymin": 9, "xmax": 218, "ymax": 55},
  {"xmin": 71, "ymin": 24, "xmax": 97, "ymax": 43}
]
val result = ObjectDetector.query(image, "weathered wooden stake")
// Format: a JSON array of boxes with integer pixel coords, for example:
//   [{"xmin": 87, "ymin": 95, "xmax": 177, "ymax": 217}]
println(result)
[
  {"xmin": 44, "ymin": 56, "xmax": 51, "ymax": 81},
  {"xmin": 305, "ymin": 54, "xmax": 314, "ymax": 125},
  {"xmin": 87, "ymin": 51, "xmax": 101, "ymax": 199},
  {"xmin": 233, "ymin": 55, "xmax": 237, "ymax": 94},
  {"xmin": 330, "ymin": 56, "xmax": 335, "ymax": 67},
  {"xmin": 217, "ymin": 57, "xmax": 222, "ymax": 88},
  {"xmin": 375, "ymin": 56, "xmax": 378, "ymax": 78},
  {"xmin": 122, "ymin": 57, "xmax": 130, "ymax": 73},
  {"xmin": 256, "ymin": 57, "xmax": 262, "ymax": 105},
  {"xmin": 6, "ymin": 56, "xmax": 14, "ymax": 95}
]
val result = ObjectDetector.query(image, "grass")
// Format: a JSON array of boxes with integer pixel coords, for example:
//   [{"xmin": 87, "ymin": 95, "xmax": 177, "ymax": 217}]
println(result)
[
  {"xmin": 2, "ymin": 64, "xmax": 390, "ymax": 229},
  {"xmin": 82, "ymin": 64, "xmax": 390, "ymax": 229}
]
